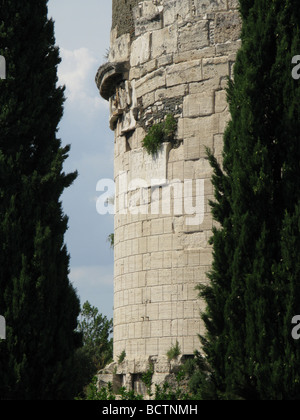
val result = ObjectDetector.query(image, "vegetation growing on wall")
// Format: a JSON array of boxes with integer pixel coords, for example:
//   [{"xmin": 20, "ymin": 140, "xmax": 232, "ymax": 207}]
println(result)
[
  {"xmin": 118, "ymin": 350, "xmax": 126, "ymax": 364},
  {"xmin": 80, "ymin": 353, "xmax": 210, "ymax": 400},
  {"xmin": 166, "ymin": 340, "xmax": 181, "ymax": 361},
  {"xmin": 107, "ymin": 233, "xmax": 114, "ymax": 249},
  {"xmin": 142, "ymin": 114, "xmax": 177, "ymax": 156}
]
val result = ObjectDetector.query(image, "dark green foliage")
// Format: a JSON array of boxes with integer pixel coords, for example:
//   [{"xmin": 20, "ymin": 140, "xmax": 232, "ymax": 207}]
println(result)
[
  {"xmin": 0, "ymin": 0, "xmax": 81, "ymax": 399},
  {"xmin": 107, "ymin": 233, "xmax": 114, "ymax": 249},
  {"xmin": 163, "ymin": 113, "xmax": 178, "ymax": 142},
  {"xmin": 79, "ymin": 378, "xmax": 116, "ymax": 401},
  {"xmin": 142, "ymin": 123, "xmax": 164, "ymax": 155},
  {"xmin": 118, "ymin": 349, "xmax": 126, "ymax": 364},
  {"xmin": 85, "ymin": 372, "xmax": 191, "ymax": 401},
  {"xmin": 81, "ymin": 378, "xmax": 144, "ymax": 401},
  {"xmin": 74, "ymin": 302, "xmax": 113, "ymax": 398},
  {"xmin": 166, "ymin": 340, "xmax": 181, "ymax": 361},
  {"xmin": 142, "ymin": 114, "xmax": 177, "ymax": 155},
  {"xmin": 198, "ymin": 0, "xmax": 300, "ymax": 400},
  {"xmin": 77, "ymin": 301, "xmax": 113, "ymax": 372},
  {"xmin": 141, "ymin": 364, "xmax": 154, "ymax": 397},
  {"xmin": 181, "ymin": 351, "xmax": 218, "ymax": 400}
]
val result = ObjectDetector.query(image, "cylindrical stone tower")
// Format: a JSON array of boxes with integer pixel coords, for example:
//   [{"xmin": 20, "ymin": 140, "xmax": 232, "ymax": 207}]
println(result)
[{"xmin": 96, "ymin": 0, "xmax": 241, "ymax": 391}]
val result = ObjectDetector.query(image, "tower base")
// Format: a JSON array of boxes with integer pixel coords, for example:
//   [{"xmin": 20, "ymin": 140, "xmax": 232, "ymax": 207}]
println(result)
[{"xmin": 97, "ymin": 354, "xmax": 192, "ymax": 398}]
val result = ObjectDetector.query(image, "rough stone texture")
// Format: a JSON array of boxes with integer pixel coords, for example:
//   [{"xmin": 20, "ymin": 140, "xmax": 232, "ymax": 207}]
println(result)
[
  {"xmin": 112, "ymin": 0, "xmax": 141, "ymax": 38},
  {"xmin": 96, "ymin": 0, "xmax": 242, "ymax": 393},
  {"xmin": 97, "ymin": 355, "xmax": 190, "ymax": 397}
]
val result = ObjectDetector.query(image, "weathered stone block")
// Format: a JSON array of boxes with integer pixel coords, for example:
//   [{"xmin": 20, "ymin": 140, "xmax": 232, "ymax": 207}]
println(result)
[
  {"xmin": 142, "ymin": 320, "xmax": 151, "ymax": 338},
  {"xmin": 158, "ymin": 302, "xmax": 172, "ymax": 320},
  {"xmin": 200, "ymin": 249, "xmax": 213, "ymax": 266},
  {"xmin": 158, "ymin": 234, "xmax": 173, "ymax": 251},
  {"xmin": 219, "ymin": 109, "xmax": 231, "ymax": 133},
  {"xmin": 150, "ymin": 286, "xmax": 163, "ymax": 303},
  {"xmin": 130, "ymin": 33, "xmax": 151, "ymax": 67},
  {"xmin": 140, "ymin": 59, "xmax": 158, "ymax": 78},
  {"xmin": 214, "ymin": 133, "xmax": 224, "ymax": 156},
  {"xmin": 134, "ymin": 356, "xmax": 152, "ymax": 373},
  {"xmin": 173, "ymin": 46, "xmax": 216, "ymax": 64},
  {"xmin": 183, "ymin": 92, "xmax": 214, "ymax": 118},
  {"xmin": 143, "ymin": 253, "xmax": 151, "ymax": 270},
  {"xmin": 159, "ymin": 268, "xmax": 174, "ymax": 284},
  {"xmin": 202, "ymin": 56, "xmax": 229, "ymax": 80},
  {"xmin": 215, "ymin": 89, "xmax": 228, "ymax": 113},
  {"xmin": 151, "ymin": 320, "xmax": 163, "ymax": 337},
  {"xmin": 228, "ymin": 0, "xmax": 240, "ymax": 8},
  {"xmin": 214, "ymin": 11, "xmax": 242, "ymax": 44},
  {"xmin": 163, "ymin": 250, "xmax": 173, "ymax": 268},
  {"xmin": 194, "ymin": 0, "xmax": 227, "ymax": 13},
  {"xmin": 166, "ymin": 60, "xmax": 202, "ymax": 87},
  {"xmin": 163, "ymin": 217, "xmax": 174, "ymax": 234},
  {"xmin": 163, "ymin": 0, "xmax": 190, "ymax": 26},
  {"xmin": 179, "ymin": 114, "xmax": 219, "ymax": 139},
  {"xmin": 109, "ymin": 33, "xmax": 131, "ymax": 63},
  {"xmin": 150, "ymin": 252, "xmax": 164, "ymax": 269},
  {"xmin": 184, "ymin": 137, "xmax": 201, "ymax": 160},
  {"xmin": 178, "ymin": 20, "xmax": 209, "ymax": 52},
  {"xmin": 189, "ymin": 77, "xmax": 223, "ymax": 95},
  {"xmin": 171, "ymin": 160, "xmax": 184, "ymax": 180},
  {"xmin": 134, "ymin": 1, "xmax": 163, "ymax": 36},
  {"xmin": 185, "ymin": 249, "xmax": 200, "ymax": 267},
  {"xmin": 157, "ymin": 54, "xmax": 173, "ymax": 68},
  {"xmin": 135, "ymin": 254, "xmax": 143, "ymax": 271},
  {"xmin": 146, "ymin": 270, "xmax": 159, "ymax": 287},
  {"xmin": 183, "ymin": 231, "xmax": 208, "ymax": 249},
  {"xmin": 152, "ymin": 25, "xmax": 178, "ymax": 59},
  {"xmin": 194, "ymin": 158, "xmax": 214, "ymax": 179},
  {"xmin": 171, "ymin": 250, "xmax": 185, "ymax": 268},
  {"xmin": 135, "ymin": 68, "xmax": 166, "ymax": 97},
  {"xmin": 184, "ymin": 301, "xmax": 195, "ymax": 319},
  {"xmin": 183, "ymin": 336, "xmax": 195, "ymax": 355},
  {"xmin": 216, "ymin": 39, "xmax": 242, "ymax": 56},
  {"xmin": 148, "ymin": 236, "xmax": 159, "ymax": 253},
  {"xmin": 168, "ymin": 144, "xmax": 184, "ymax": 163},
  {"xmin": 146, "ymin": 338, "xmax": 158, "ymax": 355},
  {"xmin": 151, "ymin": 218, "xmax": 164, "ymax": 235}
]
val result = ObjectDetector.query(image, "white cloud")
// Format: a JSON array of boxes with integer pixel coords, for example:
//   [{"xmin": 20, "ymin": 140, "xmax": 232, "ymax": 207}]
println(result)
[
  {"xmin": 69, "ymin": 264, "xmax": 114, "ymax": 318},
  {"xmin": 58, "ymin": 47, "xmax": 108, "ymax": 116},
  {"xmin": 70, "ymin": 264, "xmax": 113, "ymax": 288}
]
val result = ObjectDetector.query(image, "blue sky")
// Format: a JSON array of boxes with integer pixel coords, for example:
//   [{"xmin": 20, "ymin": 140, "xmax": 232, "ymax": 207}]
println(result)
[{"xmin": 47, "ymin": 1, "xmax": 114, "ymax": 320}]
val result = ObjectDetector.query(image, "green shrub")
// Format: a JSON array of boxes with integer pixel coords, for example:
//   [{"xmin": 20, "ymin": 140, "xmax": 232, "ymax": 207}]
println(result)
[
  {"xmin": 167, "ymin": 340, "xmax": 181, "ymax": 361},
  {"xmin": 163, "ymin": 114, "xmax": 178, "ymax": 141},
  {"xmin": 142, "ymin": 364, "xmax": 154, "ymax": 397},
  {"xmin": 142, "ymin": 114, "xmax": 177, "ymax": 155},
  {"xmin": 142, "ymin": 123, "xmax": 164, "ymax": 155},
  {"xmin": 118, "ymin": 350, "xmax": 126, "ymax": 364}
]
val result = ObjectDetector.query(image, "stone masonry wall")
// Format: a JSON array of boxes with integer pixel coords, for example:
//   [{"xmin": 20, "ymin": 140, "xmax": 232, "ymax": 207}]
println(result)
[
  {"xmin": 96, "ymin": 0, "xmax": 242, "ymax": 386},
  {"xmin": 112, "ymin": 0, "xmax": 140, "ymax": 38}
]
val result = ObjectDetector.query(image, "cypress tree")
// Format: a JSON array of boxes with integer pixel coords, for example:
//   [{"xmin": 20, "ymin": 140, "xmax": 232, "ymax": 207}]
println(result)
[
  {"xmin": 0, "ymin": 0, "xmax": 81, "ymax": 399},
  {"xmin": 198, "ymin": 0, "xmax": 300, "ymax": 400}
]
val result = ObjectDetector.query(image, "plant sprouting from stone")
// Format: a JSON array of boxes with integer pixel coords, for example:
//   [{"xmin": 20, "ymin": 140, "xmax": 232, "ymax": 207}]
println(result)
[
  {"xmin": 118, "ymin": 350, "xmax": 126, "ymax": 364},
  {"xmin": 166, "ymin": 340, "xmax": 181, "ymax": 361},
  {"xmin": 142, "ymin": 114, "xmax": 177, "ymax": 156},
  {"xmin": 141, "ymin": 364, "xmax": 154, "ymax": 397},
  {"xmin": 107, "ymin": 233, "xmax": 114, "ymax": 249}
]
